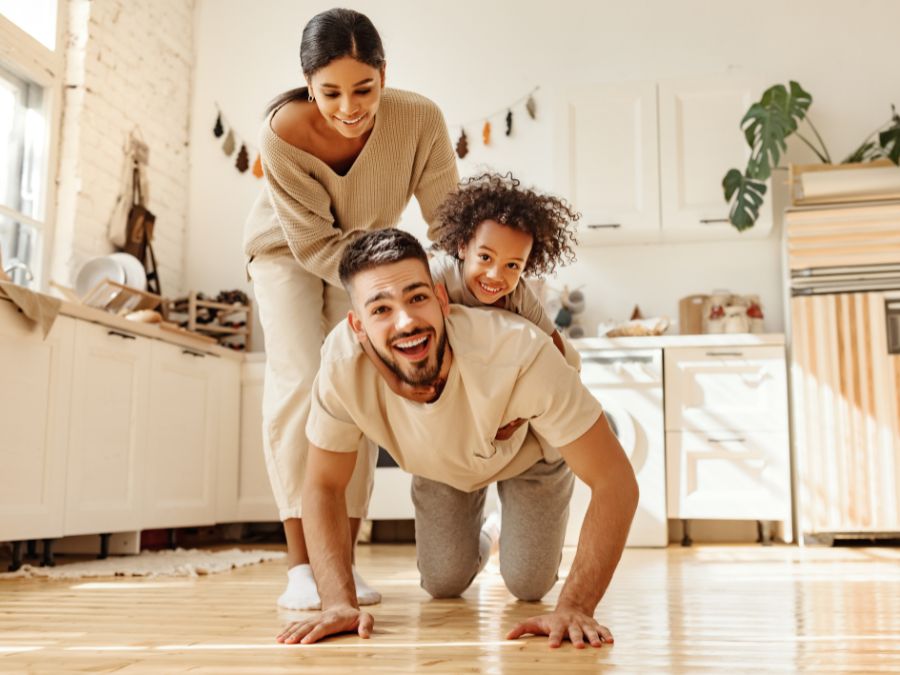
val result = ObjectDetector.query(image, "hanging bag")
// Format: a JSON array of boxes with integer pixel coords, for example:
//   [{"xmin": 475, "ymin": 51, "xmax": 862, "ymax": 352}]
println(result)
[{"xmin": 122, "ymin": 162, "xmax": 162, "ymax": 295}]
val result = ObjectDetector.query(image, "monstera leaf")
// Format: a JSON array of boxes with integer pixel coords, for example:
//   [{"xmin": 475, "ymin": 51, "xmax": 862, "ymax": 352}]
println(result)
[
  {"xmin": 723, "ymin": 169, "xmax": 767, "ymax": 232},
  {"xmin": 741, "ymin": 81, "xmax": 813, "ymax": 181},
  {"xmin": 879, "ymin": 105, "xmax": 900, "ymax": 164}
]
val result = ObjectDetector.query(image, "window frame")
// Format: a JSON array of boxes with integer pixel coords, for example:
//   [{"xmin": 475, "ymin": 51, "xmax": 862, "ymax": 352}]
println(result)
[{"xmin": 0, "ymin": 1, "xmax": 65, "ymax": 289}]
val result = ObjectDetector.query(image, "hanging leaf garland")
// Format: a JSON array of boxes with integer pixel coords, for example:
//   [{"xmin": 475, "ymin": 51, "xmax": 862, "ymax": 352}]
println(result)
[
  {"xmin": 450, "ymin": 86, "xmax": 538, "ymax": 158},
  {"xmin": 525, "ymin": 94, "xmax": 537, "ymax": 120},
  {"xmin": 236, "ymin": 144, "xmax": 250, "ymax": 172},
  {"xmin": 211, "ymin": 105, "xmax": 264, "ymax": 179},
  {"xmin": 455, "ymin": 129, "xmax": 469, "ymax": 159},
  {"xmin": 222, "ymin": 129, "xmax": 236, "ymax": 156}
]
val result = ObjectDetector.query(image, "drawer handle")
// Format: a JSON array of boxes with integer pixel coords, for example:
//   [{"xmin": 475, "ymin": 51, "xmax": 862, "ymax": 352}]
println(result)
[
  {"xmin": 707, "ymin": 437, "xmax": 746, "ymax": 444},
  {"xmin": 107, "ymin": 330, "xmax": 136, "ymax": 340},
  {"xmin": 705, "ymin": 351, "xmax": 744, "ymax": 357},
  {"xmin": 587, "ymin": 223, "xmax": 622, "ymax": 229},
  {"xmin": 699, "ymin": 218, "xmax": 729, "ymax": 225},
  {"xmin": 583, "ymin": 355, "xmax": 654, "ymax": 364},
  {"xmin": 181, "ymin": 349, "xmax": 206, "ymax": 358}
]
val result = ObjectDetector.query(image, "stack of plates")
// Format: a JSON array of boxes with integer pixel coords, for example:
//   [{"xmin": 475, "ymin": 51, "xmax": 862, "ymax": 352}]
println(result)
[{"xmin": 74, "ymin": 253, "xmax": 147, "ymax": 298}]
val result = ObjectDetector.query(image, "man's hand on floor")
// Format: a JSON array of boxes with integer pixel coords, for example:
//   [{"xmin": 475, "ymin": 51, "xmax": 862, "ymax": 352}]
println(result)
[
  {"xmin": 276, "ymin": 606, "xmax": 374, "ymax": 644},
  {"xmin": 505, "ymin": 607, "xmax": 613, "ymax": 649}
]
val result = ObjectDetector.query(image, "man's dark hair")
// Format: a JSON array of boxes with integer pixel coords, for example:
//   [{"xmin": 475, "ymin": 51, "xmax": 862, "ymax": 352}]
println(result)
[{"xmin": 339, "ymin": 228, "xmax": 430, "ymax": 289}]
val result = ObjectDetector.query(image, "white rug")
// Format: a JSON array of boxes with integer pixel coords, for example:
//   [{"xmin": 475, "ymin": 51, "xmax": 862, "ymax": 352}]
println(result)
[{"xmin": 0, "ymin": 547, "xmax": 286, "ymax": 580}]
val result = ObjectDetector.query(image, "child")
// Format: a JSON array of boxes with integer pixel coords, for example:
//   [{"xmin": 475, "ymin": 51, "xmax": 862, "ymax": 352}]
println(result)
[{"xmin": 430, "ymin": 172, "xmax": 579, "ymax": 360}]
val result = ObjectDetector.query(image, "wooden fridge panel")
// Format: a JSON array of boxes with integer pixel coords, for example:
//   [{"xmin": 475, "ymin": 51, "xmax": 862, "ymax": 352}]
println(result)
[{"xmin": 790, "ymin": 292, "xmax": 900, "ymax": 534}]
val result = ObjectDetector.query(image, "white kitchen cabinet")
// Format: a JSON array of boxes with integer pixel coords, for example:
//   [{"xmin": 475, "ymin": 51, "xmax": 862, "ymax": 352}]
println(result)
[
  {"xmin": 235, "ymin": 356, "xmax": 279, "ymax": 521},
  {"xmin": 664, "ymin": 345, "xmax": 788, "ymax": 432},
  {"xmin": 213, "ymin": 353, "xmax": 244, "ymax": 523},
  {"xmin": 666, "ymin": 430, "xmax": 790, "ymax": 521},
  {"xmin": 0, "ymin": 303, "xmax": 74, "ymax": 541},
  {"xmin": 142, "ymin": 340, "xmax": 219, "ymax": 529},
  {"xmin": 664, "ymin": 345, "xmax": 792, "ymax": 541},
  {"xmin": 556, "ymin": 76, "xmax": 771, "ymax": 245},
  {"xmin": 64, "ymin": 321, "xmax": 150, "ymax": 536},
  {"xmin": 555, "ymin": 82, "xmax": 661, "ymax": 244},
  {"xmin": 658, "ymin": 76, "xmax": 771, "ymax": 240}
]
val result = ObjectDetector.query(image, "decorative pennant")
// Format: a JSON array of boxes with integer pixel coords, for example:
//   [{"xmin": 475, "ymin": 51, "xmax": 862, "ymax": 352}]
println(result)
[
  {"xmin": 213, "ymin": 113, "xmax": 224, "ymax": 138},
  {"xmin": 455, "ymin": 129, "xmax": 469, "ymax": 159},
  {"xmin": 235, "ymin": 144, "xmax": 249, "ymax": 172},
  {"xmin": 252, "ymin": 153, "xmax": 264, "ymax": 178},
  {"xmin": 482, "ymin": 121, "xmax": 491, "ymax": 146},
  {"xmin": 525, "ymin": 94, "xmax": 537, "ymax": 120},
  {"xmin": 222, "ymin": 129, "xmax": 235, "ymax": 156},
  {"xmin": 505, "ymin": 110, "xmax": 513, "ymax": 136}
]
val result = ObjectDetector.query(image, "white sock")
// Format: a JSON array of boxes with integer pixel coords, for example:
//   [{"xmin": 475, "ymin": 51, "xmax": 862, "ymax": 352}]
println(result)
[
  {"xmin": 353, "ymin": 565, "xmax": 382, "ymax": 606},
  {"xmin": 481, "ymin": 509, "xmax": 502, "ymax": 555},
  {"xmin": 277, "ymin": 563, "xmax": 382, "ymax": 609},
  {"xmin": 277, "ymin": 563, "xmax": 320, "ymax": 610}
]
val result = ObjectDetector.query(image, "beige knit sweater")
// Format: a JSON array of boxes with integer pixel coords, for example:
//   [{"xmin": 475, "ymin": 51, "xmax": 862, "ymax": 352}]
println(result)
[{"xmin": 243, "ymin": 88, "xmax": 459, "ymax": 287}]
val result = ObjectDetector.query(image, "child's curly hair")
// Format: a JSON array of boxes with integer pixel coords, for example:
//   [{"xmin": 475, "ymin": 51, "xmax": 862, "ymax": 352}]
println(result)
[{"xmin": 434, "ymin": 173, "xmax": 580, "ymax": 277}]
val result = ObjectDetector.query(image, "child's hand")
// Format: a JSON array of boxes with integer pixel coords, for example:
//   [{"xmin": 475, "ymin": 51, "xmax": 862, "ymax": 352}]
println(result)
[
  {"xmin": 358, "ymin": 336, "xmax": 437, "ymax": 403},
  {"xmin": 495, "ymin": 418, "xmax": 526, "ymax": 441}
]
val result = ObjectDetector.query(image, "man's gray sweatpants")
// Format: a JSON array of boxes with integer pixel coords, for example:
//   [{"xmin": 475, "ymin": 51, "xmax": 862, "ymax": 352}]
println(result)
[{"xmin": 411, "ymin": 458, "xmax": 574, "ymax": 602}]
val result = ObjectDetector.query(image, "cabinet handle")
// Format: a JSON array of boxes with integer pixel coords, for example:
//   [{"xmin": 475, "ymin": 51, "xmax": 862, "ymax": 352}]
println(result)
[
  {"xmin": 705, "ymin": 350, "xmax": 744, "ymax": 357},
  {"xmin": 707, "ymin": 437, "xmax": 746, "ymax": 444},
  {"xmin": 107, "ymin": 330, "xmax": 136, "ymax": 340},
  {"xmin": 699, "ymin": 218, "xmax": 729, "ymax": 225},
  {"xmin": 587, "ymin": 223, "xmax": 622, "ymax": 229},
  {"xmin": 181, "ymin": 349, "xmax": 206, "ymax": 358}
]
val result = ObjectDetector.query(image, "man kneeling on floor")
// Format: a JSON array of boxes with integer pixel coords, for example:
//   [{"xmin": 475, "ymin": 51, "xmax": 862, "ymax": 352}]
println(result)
[{"xmin": 277, "ymin": 229, "xmax": 638, "ymax": 648}]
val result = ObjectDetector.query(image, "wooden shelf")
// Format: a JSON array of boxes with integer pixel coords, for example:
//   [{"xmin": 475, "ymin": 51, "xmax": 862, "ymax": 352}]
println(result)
[{"xmin": 164, "ymin": 291, "xmax": 252, "ymax": 351}]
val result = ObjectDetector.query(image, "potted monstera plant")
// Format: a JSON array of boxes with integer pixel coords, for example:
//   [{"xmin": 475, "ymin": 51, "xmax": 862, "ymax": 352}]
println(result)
[{"xmin": 723, "ymin": 81, "xmax": 900, "ymax": 230}]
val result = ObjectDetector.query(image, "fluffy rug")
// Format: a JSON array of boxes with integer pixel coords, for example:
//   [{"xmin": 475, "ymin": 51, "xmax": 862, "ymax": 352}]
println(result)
[{"xmin": 0, "ymin": 547, "xmax": 285, "ymax": 580}]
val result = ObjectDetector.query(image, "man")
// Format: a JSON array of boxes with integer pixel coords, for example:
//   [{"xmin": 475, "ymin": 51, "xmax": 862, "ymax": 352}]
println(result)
[{"xmin": 277, "ymin": 229, "xmax": 638, "ymax": 648}]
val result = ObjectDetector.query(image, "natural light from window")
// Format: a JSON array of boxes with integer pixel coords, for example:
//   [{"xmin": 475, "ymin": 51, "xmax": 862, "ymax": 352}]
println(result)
[{"xmin": 0, "ymin": 0, "xmax": 58, "ymax": 50}]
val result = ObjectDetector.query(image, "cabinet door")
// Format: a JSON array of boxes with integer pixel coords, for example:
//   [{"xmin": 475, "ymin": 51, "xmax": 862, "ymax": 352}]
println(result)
[
  {"xmin": 143, "ymin": 341, "xmax": 219, "ymax": 529},
  {"xmin": 666, "ymin": 430, "xmax": 790, "ymax": 520},
  {"xmin": 214, "ymin": 356, "xmax": 241, "ymax": 523},
  {"xmin": 664, "ymin": 346, "xmax": 788, "ymax": 432},
  {"xmin": 658, "ymin": 76, "xmax": 772, "ymax": 240},
  {"xmin": 64, "ymin": 322, "xmax": 150, "ymax": 535},
  {"xmin": 555, "ymin": 82, "xmax": 660, "ymax": 244},
  {"xmin": 236, "ymin": 359, "xmax": 278, "ymax": 521},
  {"xmin": 0, "ymin": 304, "xmax": 74, "ymax": 541}
]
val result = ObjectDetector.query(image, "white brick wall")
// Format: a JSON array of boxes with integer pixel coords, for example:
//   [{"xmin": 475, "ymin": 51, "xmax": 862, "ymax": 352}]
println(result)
[{"xmin": 53, "ymin": 0, "xmax": 194, "ymax": 296}]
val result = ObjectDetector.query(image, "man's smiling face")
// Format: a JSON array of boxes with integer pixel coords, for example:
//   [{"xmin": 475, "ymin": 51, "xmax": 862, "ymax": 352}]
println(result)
[{"xmin": 347, "ymin": 258, "xmax": 450, "ymax": 387}]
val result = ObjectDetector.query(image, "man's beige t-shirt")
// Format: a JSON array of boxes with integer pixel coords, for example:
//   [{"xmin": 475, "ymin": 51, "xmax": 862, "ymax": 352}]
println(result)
[
  {"xmin": 306, "ymin": 305, "xmax": 602, "ymax": 492},
  {"xmin": 428, "ymin": 253, "xmax": 556, "ymax": 336}
]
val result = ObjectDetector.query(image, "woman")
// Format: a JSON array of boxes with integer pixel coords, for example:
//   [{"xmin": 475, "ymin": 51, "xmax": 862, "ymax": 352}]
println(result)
[{"xmin": 244, "ymin": 8, "xmax": 459, "ymax": 610}]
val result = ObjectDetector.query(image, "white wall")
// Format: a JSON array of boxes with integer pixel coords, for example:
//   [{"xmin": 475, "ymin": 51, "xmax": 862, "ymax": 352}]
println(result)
[
  {"xmin": 53, "ymin": 0, "xmax": 194, "ymax": 295},
  {"xmin": 187, "ymin": 0, "xmax": 900, "ymax": 341}
]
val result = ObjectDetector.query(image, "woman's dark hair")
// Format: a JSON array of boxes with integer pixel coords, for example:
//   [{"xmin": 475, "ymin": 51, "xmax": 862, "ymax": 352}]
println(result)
[
  {"xmin": 266, "ymin": 8, "xmax": 386, "ymax": 114},
  {"xmin": 434, "ymin": 173, "xmax": 580, "ymax": 277},
  {"xmin": 339, "ymin": 229, "xmax": 429, "ymax": 290}
]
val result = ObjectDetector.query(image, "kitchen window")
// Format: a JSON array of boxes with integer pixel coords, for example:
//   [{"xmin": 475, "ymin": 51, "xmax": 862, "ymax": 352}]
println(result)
[
  {"xmin": 0, "ymin": 1, "xmax": 63, "ymax": 289},
  {"xmin": 0, "ymin": 64, "xmax": 47, "ymax": 287}
]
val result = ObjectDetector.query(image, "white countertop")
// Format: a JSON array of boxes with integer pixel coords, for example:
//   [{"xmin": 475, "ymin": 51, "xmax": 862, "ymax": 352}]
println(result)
[{"xmin": 571, "ymin": 333, "xmax": 785, "ymax": 351}]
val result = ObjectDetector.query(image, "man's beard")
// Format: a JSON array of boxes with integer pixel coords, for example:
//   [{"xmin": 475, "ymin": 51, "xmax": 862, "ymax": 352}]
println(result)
[{"xmin": 372, "ymin": 326, "xmax": 448, "ymax": 387}]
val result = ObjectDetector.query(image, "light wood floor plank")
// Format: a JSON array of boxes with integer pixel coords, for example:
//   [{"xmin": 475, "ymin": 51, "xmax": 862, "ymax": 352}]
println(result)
[{"xmin": 2, "ymin": 544, "xmax": 900, "ymax": 673}]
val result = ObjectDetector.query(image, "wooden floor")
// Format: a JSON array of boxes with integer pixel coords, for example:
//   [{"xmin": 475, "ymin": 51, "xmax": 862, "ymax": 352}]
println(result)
[{"xmin": 2, "ymin": 543, "xmax": 900, "ymax": 673}]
